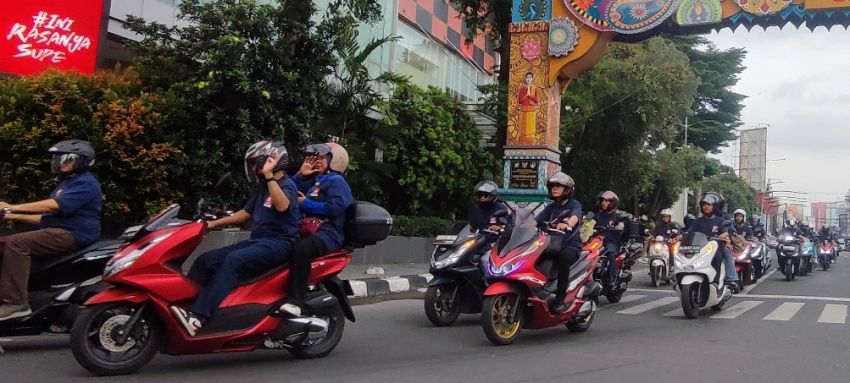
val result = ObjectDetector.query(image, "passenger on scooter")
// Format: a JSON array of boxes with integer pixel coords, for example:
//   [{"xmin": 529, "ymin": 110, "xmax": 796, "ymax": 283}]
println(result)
[
  {"xmin": 466, "ymin": 180, "xmax": 513, "ymax": 263},
  {"xmin": 0, "ymin": 140, "xmax": 102, "ymax": 321},
  {"xmin": 535, "ymin": 172, "xmax": 582, "ymax": 314},
  {"xmin": 687, "ymin": 192, "xmax": 740, "ymax": 293},
  {"xmin": 594, "ymin": 191, "xmax": 623, "ymax": 285},
  {"xmin": 174, "ymin": 141, "xmax": 300, "ymax": 336},
  {"xmin": 279, "ymin": 142, "xmax": 354, "ymax": 317}
]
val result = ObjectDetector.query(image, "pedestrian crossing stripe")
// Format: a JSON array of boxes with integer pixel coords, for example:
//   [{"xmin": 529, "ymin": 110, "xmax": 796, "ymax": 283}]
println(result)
[{"xmin": 609, "ymin": 295, "xmax": 849, "ymax": 324}]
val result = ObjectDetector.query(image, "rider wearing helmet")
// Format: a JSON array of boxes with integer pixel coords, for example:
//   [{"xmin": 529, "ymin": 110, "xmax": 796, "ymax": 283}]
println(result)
[
  {"xmin": 176, "ymin": 140, "xmax": 300, "ymax": 335},
  {"xmin": 749, "ymin": 214, "xmax": 766, "ymax": 240},
  {"xmin": 0, "ymin": 139, "xmax": 103, "ymax": 321},
  {"xmin": 820, "ymin": 225, "xmax": 831, "ymax": 244},
  {"xmin": 732, "ymin": 209, "xmax": 754, "ymax": 238},
  {"xmin": 595, "ymin": 191, "xmax": 624, "ymax": 285},
  {"xmin": 465, "ymin": 181, "xmax": 513, "ymax": 263},
  {"xmin": 279, "ymin": 142, "xmax": 354, "ymax": 317},
  {"xmin": 686, "ymin": 192, "xmax": 740, "ymax": 293},
  {"xmin": 651, "ymin": 209, "xmax": 680, "ymax": 238},
  {"xmin": 535, "ymin": 172, "xmax": 582, "ymax": 314}
]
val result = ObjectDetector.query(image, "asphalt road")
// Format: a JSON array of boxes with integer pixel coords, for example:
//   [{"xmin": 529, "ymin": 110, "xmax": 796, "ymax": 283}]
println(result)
[{"xmin": 3, "ymin": 252, "xmax": 850, "ymax": 382}]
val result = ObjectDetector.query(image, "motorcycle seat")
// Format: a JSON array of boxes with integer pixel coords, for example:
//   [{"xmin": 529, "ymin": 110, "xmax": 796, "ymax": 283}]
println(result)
[{"xmin": 30, "ymin": 239, "xmax": 123, "ymax": 274}]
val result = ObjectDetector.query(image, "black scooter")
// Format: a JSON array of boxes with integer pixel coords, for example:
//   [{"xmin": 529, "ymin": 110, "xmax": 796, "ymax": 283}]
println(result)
[{"xmin": 0, "ymin": 208, "xmax": 132, "ymax": 340}]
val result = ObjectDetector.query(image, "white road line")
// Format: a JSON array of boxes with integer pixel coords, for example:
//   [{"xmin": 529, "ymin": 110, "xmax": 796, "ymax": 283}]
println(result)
[
  {"xmin": 616, "ymin": 297, "xmax": 678, "ymax": 315},
  {"xmin": 662, "ymin": 308, "xmax": 683, "ymax": 317},
  {"xmin": 762, "ymin": 302, "xmax": 805, "ymax": 321},
  {"xmin": 384, "ymin": 277, "xmax": 410, "ymax": 293},
  {"xmin": 741, "ymin": 269, "xmax": 776, "ymax": 294},
  {"xmin": 817, "ymin": 304, "xmax": 848, "ymax": 324},
  {"xmin": 628, "ymin": 288, "xmax": 676, "ymax": 294},
  {"xmin": 711, "ymin": 300, "xmax": 763, "ymax": 319},
  {"xmin": 617, "ymin": 294, "xmax": 647, "ymax": 304},
  {"xmin": 740, "ymin": 294, "xmax": 850, "ymax": 302}
]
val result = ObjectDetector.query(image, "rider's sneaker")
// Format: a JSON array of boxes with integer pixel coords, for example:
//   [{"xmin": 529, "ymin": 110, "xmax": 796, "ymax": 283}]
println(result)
[
  {"xmin": 170, "ymin": 306, "xmax": 203, "ymax": 336},
  {"xmin": 0, "ymin": 303, "xmax": 31, "ymax": 321},
  {"xmin": 278, "ymin": 303, "xmax": 302, "ymax": 317},
  {"xmin": 549, "ymin": 298, "xmax": 569, "ymax": 314},
  {"xmin": 726, "ymin": 281, "xmax": 741, "ymax": 294}
]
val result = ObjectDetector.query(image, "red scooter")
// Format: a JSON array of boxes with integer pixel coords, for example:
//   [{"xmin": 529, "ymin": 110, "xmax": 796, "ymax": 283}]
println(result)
[
  {"xmin": 732, "ymin": 238, "xmax": 755, "ymax": 286},
  {"xmin": 70, "ymin": 200, "xmax": 390, "ymax": 376},
  {"xmin": 480, "ymin": 218, "xmax": 603, "ymax": 346}
]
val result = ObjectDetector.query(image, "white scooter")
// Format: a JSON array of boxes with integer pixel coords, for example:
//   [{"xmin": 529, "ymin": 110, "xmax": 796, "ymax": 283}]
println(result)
[
  {"xmin": 647, "ymin": 233, "xmax": 677, "ymax": 287},
  {"xmin": 673, "ymin": 231, "xmax": 733, "ymax": 319}
]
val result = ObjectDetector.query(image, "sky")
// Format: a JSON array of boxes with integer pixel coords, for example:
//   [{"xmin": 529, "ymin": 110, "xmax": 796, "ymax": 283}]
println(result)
[{"xmin": 704, "ymin": 25, "xmax": 850, "ymax": 208}]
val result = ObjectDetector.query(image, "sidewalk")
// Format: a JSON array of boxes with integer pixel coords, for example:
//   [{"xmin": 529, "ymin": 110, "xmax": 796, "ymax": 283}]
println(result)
[{"xmin": 340, "ymin": 262, "xmax": 432, "ymax": 299}]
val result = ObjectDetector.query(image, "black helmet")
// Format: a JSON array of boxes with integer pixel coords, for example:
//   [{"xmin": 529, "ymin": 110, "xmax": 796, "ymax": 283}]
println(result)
[
  {"xmin": 474, "ymin": 180, "xmax": 499, "ymax": 197},
  {"xmin": 48, "ymin": 139, "xmax": 95, "ymax": 174},
  {"xmin": 546, "ymin": 172, "xmax": 575, "ymax": 200},
  {"xmin": 597, "ymin": 190, "xmax": 619, "ymax": 211},
  {"xmin": 244, "ymin": 140, "xmax": 289, "ymax": 183}
]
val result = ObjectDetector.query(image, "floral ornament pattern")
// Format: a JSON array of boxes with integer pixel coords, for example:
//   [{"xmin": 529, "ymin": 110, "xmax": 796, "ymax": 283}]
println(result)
[
  {"xmin": 521, "ymin": 38, "xmax": 543, "ymax": 61},
  {"xmin": 548, "ymin": 17, "xmax": 580, "ymax": 57},
  {"xmin": 603, "ymin": 0, "xmax": 681, "ymax": 34},
  {"xmin": 676, "ymin": 0, "xmax": 723, "ymax": 26},
  {"xmin": 735, "ymin": 0, "xmax": 792, "ymax": 15},
  {"xmin": 564, "ymin": 0, "xmax": 613, "ymax": 31}
]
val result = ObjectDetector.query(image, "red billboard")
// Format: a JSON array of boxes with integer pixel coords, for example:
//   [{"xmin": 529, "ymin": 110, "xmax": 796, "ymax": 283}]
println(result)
[{"xmin": 0, "ymin": 0, "xmax": 105, "ymax": 76}]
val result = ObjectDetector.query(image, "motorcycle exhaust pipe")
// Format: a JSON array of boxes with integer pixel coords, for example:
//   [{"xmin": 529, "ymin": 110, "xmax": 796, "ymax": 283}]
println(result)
[
  {"xmin": 578, "ymin": 281, "xmax": 602, "ymax": 300},
  {"xmin": 619, "ymin": 269, "xmax": 633, "ymax": 283},
  {"xmin": 577, "ymin": 299, "xmax": 596, "ymax": 317}
]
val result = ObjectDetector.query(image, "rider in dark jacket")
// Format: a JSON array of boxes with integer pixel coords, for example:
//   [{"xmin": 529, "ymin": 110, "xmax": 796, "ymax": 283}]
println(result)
[
  {"xmin": 686, "ymin": 192, "xmax": 740, "ymax": 293},
  {"xmin": 467, "ymin": 180, "xmax": 513, "ymax": 263},
  {"xmin": 749, "ymin": 214, "xmax": 766, "ymax": 240},
  {"xmin": 651, "ymin": 209, "xmax": 680, "ymax": 238},
  {"xmin": 595, "ymin": 191, "xmax": 623, "ymax": 284}
]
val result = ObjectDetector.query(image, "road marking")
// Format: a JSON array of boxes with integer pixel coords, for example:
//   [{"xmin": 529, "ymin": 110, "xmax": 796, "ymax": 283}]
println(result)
[
  {"xmin": 628, "ymin": 288, "xmax": 676, "ymax": 294},
  {"xmin": 616, "ymin": 297, "xmax": 678, "ymax": 315},
  {"xmin": 384, "ymin": 277, "xmax": 410, "ymax": 293},
  {"xmin": 662, "ymin": 308, "xmax": 683, "ymax": 317},
  {"xmin": 740, "ymin": 294, "xmax": 850, "ymax": 302},
  {"xmin": 741, "ymin": 269, "xmax": 776, "ymax": 294},
  {"xmin": 762, "ymin": 302, "xmax": 805, "ymax": 321},
  {"xmin": 817, "ymin": 304, "xmax": 848, "ymax": 324},
  {"xmin": 711, "ymin": 300, "xmax": 763, "ymax": 319},
  {"xmin": 617, "ymin": 294, "xmax": 647, "ymax": 304}
]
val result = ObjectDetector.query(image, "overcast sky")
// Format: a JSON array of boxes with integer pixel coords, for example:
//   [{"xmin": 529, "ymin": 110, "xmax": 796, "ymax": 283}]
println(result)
[{"xmin": 705, "ymin": 26, "xmax": 850, "ymax": 207}]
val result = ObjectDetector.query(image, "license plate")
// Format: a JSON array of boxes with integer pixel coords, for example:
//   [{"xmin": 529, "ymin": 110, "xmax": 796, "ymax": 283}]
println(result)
[
  {"xmin": 783, "ymin": 246, "xmax": 797, "ymax": 251},
  {"xmin": 679, "ymin": 246, "xmax": 700, "ymax": 253}
]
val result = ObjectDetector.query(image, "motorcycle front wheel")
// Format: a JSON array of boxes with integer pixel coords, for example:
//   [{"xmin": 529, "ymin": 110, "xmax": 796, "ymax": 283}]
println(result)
[
  {"xmin": 679, "ymin": 283, "xmax": 700, "ymax": 319},
  {"xmin": 649, "ymin": 265, "xmax": 661, "ymax": 288},
  {"xmin": 482, "ymin": 294, "xmax": 523, "ymax": 346},
  {"xmin": 70, "ymin": 303, "xmax": 163, "ymax": 376},
  {"xmin": 424, "ymin": 284, "xmax": 462, "ymax": 327}
]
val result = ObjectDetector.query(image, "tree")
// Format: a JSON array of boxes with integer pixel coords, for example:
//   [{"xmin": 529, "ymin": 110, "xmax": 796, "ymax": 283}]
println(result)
[
  {"xmin": 559, "ymin": 38, "xmax": 699, "ymax": 212},
  {"xmin": 124, "ymin": 0, "xmax": 381, "ymax": 189},
  {"xmin": 379, "ymin": 83, "xmax": 501, "ymax": 217},
  {"xmin": 671, "ymin": 36, "xmax": 746, "ymax": 153},
  {"xmin": 699, "ymin": 168, "xmax": 758, "ymax": 215}
]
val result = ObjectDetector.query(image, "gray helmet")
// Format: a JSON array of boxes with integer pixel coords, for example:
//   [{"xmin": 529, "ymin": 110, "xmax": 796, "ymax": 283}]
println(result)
[
  {"xmin": 597, "ymin": 190, "xmax": 619, "ymax": 210},
  {"xmin": 474, "ymin": 180, "xmax": 499, "ymax": 196},
  {"xmin": 244, "ymin": 140, "xmax": 289, "ymax": 183},
  {"xmin": 48, "ymin": 139, "xmax": 95, "ymax": 174},
  {"xmin": 546, "ymin": 172, "xmax": 575, "ymax": 200}
]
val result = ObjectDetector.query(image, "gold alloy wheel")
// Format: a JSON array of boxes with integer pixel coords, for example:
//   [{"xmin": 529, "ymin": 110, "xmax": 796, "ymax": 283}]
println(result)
[{"xmin": 489, "ymin": 295, "xmax": 520, "ymax": 339}]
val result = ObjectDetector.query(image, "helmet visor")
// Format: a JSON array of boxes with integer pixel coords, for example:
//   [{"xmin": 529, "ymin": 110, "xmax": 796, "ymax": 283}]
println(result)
[{"xmin": 51, "ymin": 153, "xmax": 78, "ymax": 174}]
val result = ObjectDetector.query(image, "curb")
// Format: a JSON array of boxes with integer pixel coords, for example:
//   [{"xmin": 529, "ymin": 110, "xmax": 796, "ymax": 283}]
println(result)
[{"xmin": 348, "ymin": 274, "xmax": 433, "ymax": 298}]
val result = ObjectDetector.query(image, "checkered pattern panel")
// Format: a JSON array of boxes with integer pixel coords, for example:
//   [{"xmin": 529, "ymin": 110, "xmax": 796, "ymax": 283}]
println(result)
[{"xmin": 398, "ymin": 0, "xmax": 496, "ymax": 73}]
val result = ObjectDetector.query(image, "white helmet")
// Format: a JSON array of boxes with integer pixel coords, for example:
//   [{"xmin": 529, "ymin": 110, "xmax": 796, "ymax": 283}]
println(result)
[
  {"xmin": 733, "ymin": 209, "xmax": 746, "ymax": 218},
  {"xmin": 660, "ymin": 209, "xmax": 673, "ymax": 217}
]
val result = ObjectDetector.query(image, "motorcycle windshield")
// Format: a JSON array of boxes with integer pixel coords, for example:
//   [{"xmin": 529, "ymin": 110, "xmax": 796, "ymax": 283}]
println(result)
[
  {"xmin": 453, "ymin": 225, "xmax": 475, "ymax": 246},
  {"xmin": 683, "ymin": 232, "xmax": 709, "ymax": 248},
  {"xmin": 498, "ymin": 221, "xmax": 538, "ymax": 257},
  {"xmin": 778, "ymin": 229, "xmax": 797, "ymax": 243}
]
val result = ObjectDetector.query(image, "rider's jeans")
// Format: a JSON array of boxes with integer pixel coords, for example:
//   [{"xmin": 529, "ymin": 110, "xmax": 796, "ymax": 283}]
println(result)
[
  {"xmin": 604, "ymin": 242, "xmax": 619, "ymax": 282},
  {"xmin": 721, "ymin": 246, "xmax": 739, "ymax": 283}
]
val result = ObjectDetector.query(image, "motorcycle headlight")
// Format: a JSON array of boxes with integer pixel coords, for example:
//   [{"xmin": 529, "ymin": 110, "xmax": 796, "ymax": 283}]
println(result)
[
  {"xmin": 651, "ymin": 243, "xmax": 664, "ymax": 253},
  {"xmin": 104, "ymin": 232, "xmax": 173, "ymax": 278},
  {"xmin": 433, "ymin": 239, "xmax": 475, "ymax": 269},
  {"xmin": 488, "ymin": 257, "xmax": 527, "ymax": 277},
  {"xmin": 784, "ymin": 235, "xmax": 794, "ymax": 242}
]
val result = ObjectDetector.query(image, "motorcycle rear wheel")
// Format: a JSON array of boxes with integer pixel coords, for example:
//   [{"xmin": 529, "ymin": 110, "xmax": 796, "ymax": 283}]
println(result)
[
  {"xmin": 288, "ymin": 304, "xmax": 346, "ymax": 359},
  {"xmin": 566, "ymin": 299, "xmax": 597, "ymax": 332},
  {"xmin": 649, "ymin": 266, "xmax": 661, "ymax": 288},
  {"xmin": 424, "ymin": 284, "xmax": 461, "ymax": 327},
  {"xmin": 679, "ymin": 283, "xmax": 700, "ymax": 319},
  {"xmin": 482, "ymin": 294, "xmax": 523, "ymax": 346},
  {"xmin": 70, "ymin": 303, "xmax": 163, "ymax": 376}
]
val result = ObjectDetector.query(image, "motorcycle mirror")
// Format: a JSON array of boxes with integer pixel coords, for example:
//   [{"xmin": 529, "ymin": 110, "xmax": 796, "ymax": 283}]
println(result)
[
  {"xmin": 585, "ymin": 212, "xmax": 596, "ymax": 220},
  {"xmin": 197, "ymin": 198, "xmax": 206, "ymax": 210},
  {"xmin": 214, "ymin": 172, "xmax": 234, "ymax": 193}
]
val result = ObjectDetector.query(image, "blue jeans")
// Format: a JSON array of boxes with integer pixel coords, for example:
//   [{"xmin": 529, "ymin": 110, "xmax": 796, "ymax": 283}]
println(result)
[
  {"xmin": 721, "ymin": 247, "xmax": 739, "ymax": 283},
  {"xmin": 187, "ymin": 239, "xmax": 292, "ymax": 319},
  {"xmin": 604, "ymin": 242, "xmax": 619, "ymax": 282}
]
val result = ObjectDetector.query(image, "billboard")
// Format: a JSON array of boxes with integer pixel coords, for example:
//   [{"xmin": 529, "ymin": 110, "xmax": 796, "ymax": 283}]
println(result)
[
  {"xmin": 738, "ymin": 127, "xmax": 768, "ymax": 192},
  {"xmin": 0, "ymin": 0, "xmax": 105, "ymax": 76}
]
